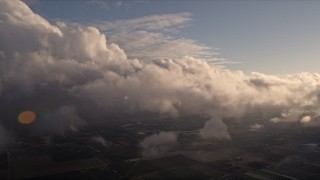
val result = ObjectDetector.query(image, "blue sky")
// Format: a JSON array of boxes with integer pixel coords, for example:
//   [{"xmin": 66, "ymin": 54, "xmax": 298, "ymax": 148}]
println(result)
[{"xmin": 25, "ymin": 0, "xmax": 320, "ymax": 74}]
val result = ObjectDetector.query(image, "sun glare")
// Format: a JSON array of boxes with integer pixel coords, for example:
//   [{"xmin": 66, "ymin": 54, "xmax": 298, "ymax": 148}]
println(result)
[{"xmin": 18, "ymin": 111, "xmax": 36, "ymax": 125}]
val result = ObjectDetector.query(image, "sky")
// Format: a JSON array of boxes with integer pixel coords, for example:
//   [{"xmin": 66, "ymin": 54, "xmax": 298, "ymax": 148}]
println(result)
[{"xmin": 24, "ymin": 0, "xmax": 320, "ymax": 74}]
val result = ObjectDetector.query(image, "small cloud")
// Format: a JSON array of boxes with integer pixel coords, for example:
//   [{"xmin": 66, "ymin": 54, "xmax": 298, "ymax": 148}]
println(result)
[
  {"xmin": 140, "ymin": 131, "xmax": 177, "ymax": 159},
  {"xmin": 270, "ymin": 117, "xmax": 281, "ymax": 123},
  {"xmin": 300, "ymin": 115, "xmax": 320, "ymax": 127},
  {"xmin": 92, "ymin": 136, "xmax": 111, "ymax": 148},
  {"xmin": 199, "ymin": 118, "xmax": 231, "ymax": 140},
  {"xmin": 300, "ymin": 115, "xmax": 312, "ymax": 124},
  {"xmin": 249, "ymin": 123, "xmax": 263, "ymax": 131}
]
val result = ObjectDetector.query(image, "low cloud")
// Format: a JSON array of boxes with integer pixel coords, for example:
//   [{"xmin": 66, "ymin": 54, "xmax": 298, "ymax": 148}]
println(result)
[
  {"xmin": 92, "ymin": 136, "xmax": 111, "ymax": 148},
  {"xmin": 301, "ymin": 116, "xmax": 312, "ymax": 124},
  {"xmin": 140, "ymin": 131, "xmax": 177, "ymax": 159},
  {"xmin": 249, "ymin": 123, "xmax": 263, "ymax": 131},
  {"xmin": 200, "ymin": 118, "xmax": 231, "ymax": 140},
  {"xmin": 300, "ymin": 115, "xmax": 320, "ymax": 127}
]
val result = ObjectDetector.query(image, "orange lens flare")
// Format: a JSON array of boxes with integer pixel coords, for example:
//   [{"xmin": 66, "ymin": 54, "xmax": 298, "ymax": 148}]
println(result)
[{"xmin": 18, "ymin": 111, "xmax": 36, "ymax": 125}]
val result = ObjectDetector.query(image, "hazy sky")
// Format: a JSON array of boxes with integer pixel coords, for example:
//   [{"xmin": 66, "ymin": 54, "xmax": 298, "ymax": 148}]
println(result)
[{"xmin": 25, "ymin": 0, "xmax": 320, "ymax": 74}]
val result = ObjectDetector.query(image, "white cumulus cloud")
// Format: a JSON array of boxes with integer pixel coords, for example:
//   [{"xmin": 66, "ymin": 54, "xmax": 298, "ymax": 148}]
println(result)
[{"xmin": 140, "ymin": 131, "xmax": 177, "ymax": 159}]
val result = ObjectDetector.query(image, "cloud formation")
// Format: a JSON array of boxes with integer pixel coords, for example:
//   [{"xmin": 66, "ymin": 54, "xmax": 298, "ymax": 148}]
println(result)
[
  {"xmin": 1, "ymin": 0, "xmax": 320, "ymax": 150},
  {"xmin": 92, "ymin": 136, "xmax": 111, "ymax": 148},
  {"xmin": 140, "ymin": 131, "xmax": 177, "ymax": 158},
  {"xmin": 249, "ymin": 123, "xmax": 263, "ymax": 131},
  {"xmin": 93, "ymin": 13, "xmax": 223, "ymax": 62},
  {"xmin": 200, "ymin": 118, "xmax": 231, "ymax": 140},
  {"xmin": 300, "ymin": 115, "xmax": 320, "ymax": 127},
  {"xmin": 97, "ymin": 12, "xmax": 192, "ymax": 32}
]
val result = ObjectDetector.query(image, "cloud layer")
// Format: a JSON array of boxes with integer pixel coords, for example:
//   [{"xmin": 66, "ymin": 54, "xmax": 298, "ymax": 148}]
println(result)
[{"xmin": 1, "ymin": 0, "xmax": 320, "ymax": 151}]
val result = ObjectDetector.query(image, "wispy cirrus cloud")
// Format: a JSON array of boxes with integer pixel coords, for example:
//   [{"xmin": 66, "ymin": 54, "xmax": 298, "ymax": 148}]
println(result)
[
  {"xmin": 96, "ymin": 12, "xmax": 192, "ymax": 32},
  {"xmin": 87, "ymin": 0, "xmax": 125, "ymax": 10},
  {"xmin": 92, "ymin": 13, "xmax": 228, "ymax": 63},
  {"xmin": 107, "ymin": 31, "xmax": 221, "ymax": 61}
]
